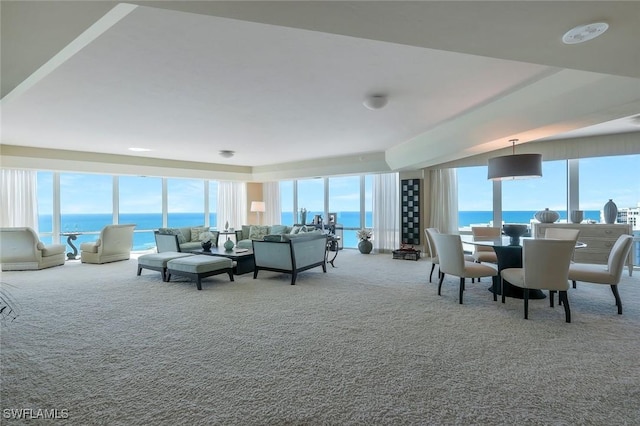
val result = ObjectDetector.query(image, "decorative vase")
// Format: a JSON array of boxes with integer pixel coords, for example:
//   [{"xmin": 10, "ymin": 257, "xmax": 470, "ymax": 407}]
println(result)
[
  {"xmin": 570, "ymin": 210, "xmax": 584, "ymax": 224},
  {"xmin": 201, "ymin": 240, "xmax": 212, "ymax": 252},
  {"xmin": 534, "ymin": 208, "xmax": 559, "ymax": 223},
  {"xmin": 223, "ymin": 237, "xmax": 235, "ymax": 251},
  {"xmin": 224, "ymin": 220, "xmax": 229, "ymax": 231},
  {"xmin": 358, "ymin": 239, "xmax": 373, "ymax": 254},
  {"xmin": 603, "ymin": 199, "xmax": 618, "ymax": 224}
]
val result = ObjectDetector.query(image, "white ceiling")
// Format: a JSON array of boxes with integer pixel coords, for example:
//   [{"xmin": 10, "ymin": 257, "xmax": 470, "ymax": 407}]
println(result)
[{"xmin": 2, "ymin": 1, "xmax": 639, "ymax": 177}]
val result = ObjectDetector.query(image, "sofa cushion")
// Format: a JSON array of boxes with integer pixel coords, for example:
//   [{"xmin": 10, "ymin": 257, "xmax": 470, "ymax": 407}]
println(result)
[
  {"xmin": 263, "ymin": 234, "xmax": 284, "ymax": 242},
  {"xmin": 282, "ymin": 230, "xmax": 323, "ymax": 241},
  {"xmin": 42, "ymin": 244, "xmax": 66, "ymax": 256},
  {"xmin": 270, "ymin": 225, "xmax": 288, "ymax": 235},
  {"xmin": 289, "ymin": 226, "xmax": 301, "ymax": 235},
  {"xmin": 158, "ymin": 228, "xmax": 187, "ymax": 244},
  {"xmin": 249, "ymin": 225, "xmax": 270, "ymax": 240}
]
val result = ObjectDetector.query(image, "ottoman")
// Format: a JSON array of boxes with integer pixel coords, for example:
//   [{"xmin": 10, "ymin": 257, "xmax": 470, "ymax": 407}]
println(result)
[
  {"xmin": 166, "ymin": 255, "xmax": 234, "ymax": 290},
  {"xmin": 137, "ymin": 252, "xmax": 193, "ymax": 281}
]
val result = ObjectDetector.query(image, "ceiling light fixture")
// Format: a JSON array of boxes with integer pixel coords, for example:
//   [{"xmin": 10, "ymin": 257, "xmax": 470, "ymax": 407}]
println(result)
[
  {"xmin": 562, "ymin": 22, "xmax": 609, "ymax": 44},
  {"xmin": 219, "ymin": 150, "xmax": 235, "ymax": 158},
  {"xmin": 363, "ymin": 94, "xmax": 388, "ymax": 110},
  {"xmin": 487, "ymin": 139, "xmax": 542, "ymax": 181}
]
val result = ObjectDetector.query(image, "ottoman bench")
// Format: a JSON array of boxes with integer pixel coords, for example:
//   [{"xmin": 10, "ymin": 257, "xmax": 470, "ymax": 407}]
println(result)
[
  {"xmin": 166, "ymin": 255, "xmax": 234, "ymax": 290},
  {"xmin": 137, "ymin": 252, "xmax": 193, "ymax": 281}
]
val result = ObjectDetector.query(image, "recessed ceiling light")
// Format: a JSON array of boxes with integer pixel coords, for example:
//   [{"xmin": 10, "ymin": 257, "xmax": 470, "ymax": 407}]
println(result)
[
  {"xmin": 219, "ymin": 150, "xmax": 235, "ymax": 158},
  {"xmin": 562, "ymin": 22, "xmax": 609, "ymax": 44},
  {"xmin": 128, "ymin": 147, "xmax": 151, "ymax": 152}
]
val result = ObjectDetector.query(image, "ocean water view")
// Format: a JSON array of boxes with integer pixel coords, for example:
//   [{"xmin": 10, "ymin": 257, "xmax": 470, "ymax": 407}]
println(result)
[{"xmin": 38, "ymin": 210, "xmax": 603, "ymax": 251}]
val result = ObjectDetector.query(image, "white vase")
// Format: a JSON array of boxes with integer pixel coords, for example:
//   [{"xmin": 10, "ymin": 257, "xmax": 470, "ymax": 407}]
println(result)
[
  {"xmin": 603, "ymin": 199, "xmax": 618, "ymax": 224},
  {"xmin": 534, "ymin": 208, "xmax": 559, "ymax": 223}
]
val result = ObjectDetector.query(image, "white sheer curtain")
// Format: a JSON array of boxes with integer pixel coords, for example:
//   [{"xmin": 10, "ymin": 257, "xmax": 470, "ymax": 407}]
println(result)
[
  {"xmin": 262, "ymin": 182, "xmax": 281, "ymax": 225},
  {"xmin": 217, "ymin": 181, "xmax": 247, "ymax": 230},
  {"xmin": 429, "ymin": 168, "xmax": 459, "ymax": 234},
  {"xmin": 373, "ymin": 172, "xmax": 400, "ymax": 253},
  {"xmin": 1, "ymin": 169, "xmax": 39, "ymax": 230}
]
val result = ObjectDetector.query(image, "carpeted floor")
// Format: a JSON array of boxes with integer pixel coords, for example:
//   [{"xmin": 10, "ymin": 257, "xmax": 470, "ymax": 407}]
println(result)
[{"xmin": 1, "ymin": 250, "xmax": 639, "ymax": 425}]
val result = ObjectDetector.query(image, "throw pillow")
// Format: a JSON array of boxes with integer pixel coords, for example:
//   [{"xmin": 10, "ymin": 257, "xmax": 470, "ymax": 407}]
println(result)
[
  {"xmin": 241, "ymin": 225, "xmax": 252, "ymax": 240},
  {"xmin": 289, "ymin": 226, "xmax": 300, "ymax": 235},
  {"xmin": 158, "ymin": 228, "xmax": 187, "ymax": 244},
  {"xmin": 249, "ymin": 225, "xmax": 269, "ymax": 240},
  {"xmin": 190, "ymin": 226, "xmax": 207, "ymax": 242}
]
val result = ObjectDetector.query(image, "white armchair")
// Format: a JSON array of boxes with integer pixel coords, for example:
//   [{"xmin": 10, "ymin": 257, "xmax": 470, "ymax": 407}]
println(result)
[
  {"xmin": 80, "ymin": 224, "xmax": 136, "ymax": 264},
  {"xmin": 0, "ymin": 227, "xmax": 66, "ymax": 271}
]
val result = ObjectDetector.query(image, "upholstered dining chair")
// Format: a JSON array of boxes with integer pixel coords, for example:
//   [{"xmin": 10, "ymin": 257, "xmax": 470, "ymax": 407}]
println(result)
[
  {"xmin": 425, "ymin": 228, "xmax": 474, "ymax": 283},
  {"xmin": 501, "ymin": 239, "xmax": 576, "ymax": 322},
  {"xmin": 471, "ymin": 227, "xmax": 501, "ymax": 264},
  {"xmin": 430, "ymin": 233, "xmax": 498, "ymax": 304},
  {"xmin": 567, "ymin": 234, "xmax": 633, "ymax": 315},
  {"xmin": 424, "ymin": 228, "xmax": 440, "ymax": 283},
  {"xmin": 544, "ymin": 228, "xmax": 581, "ymax": 287}
]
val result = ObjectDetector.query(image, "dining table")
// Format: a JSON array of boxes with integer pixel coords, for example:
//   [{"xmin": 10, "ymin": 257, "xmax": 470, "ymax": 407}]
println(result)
[{"xmin": 461, "ymin": 235, "xmax": 586, "ymax": 300}]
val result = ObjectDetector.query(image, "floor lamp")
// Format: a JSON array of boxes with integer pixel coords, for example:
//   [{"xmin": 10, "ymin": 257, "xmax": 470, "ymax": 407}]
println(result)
[{"xmin": 251, "ymin": 201, "xmax": 265, "ymax": 225}]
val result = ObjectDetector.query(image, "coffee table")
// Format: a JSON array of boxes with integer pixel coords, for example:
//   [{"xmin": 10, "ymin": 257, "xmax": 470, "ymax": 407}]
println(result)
[{"xmin": 189, "ymin": 247, "xmax": 255, "ymax": 275}]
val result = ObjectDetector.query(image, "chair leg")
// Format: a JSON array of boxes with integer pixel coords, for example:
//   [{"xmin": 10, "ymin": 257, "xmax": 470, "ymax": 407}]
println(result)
[
  {"xmin": 491, "ymin": 276, "xmax": 497, "ymax": 302},
  {"xmin": 572, "ymin": 280, "xmax": 577, "ymax": 289},
  {"xmin": 523, "ymin": 289, "xmax": 529, "ymax": 320},
  {"xmin": 549, "ymin": 290, "xmax": 555, "ymax": 308},
  {"xmin": 559, "ymin": 291, "xmax": 571, "ymax": 323},
  {"xmin": 429, "ymin": 264, "xmax": 435, "ymax": 283},
  {"xmin": 611, "ymin": 285, "xmax": 623, "ymax": 314},
  {"xmin": 459, "ymin": 277, "xmax": 465, "ymax": 304},
  {"xmin": 501, "ymin": 276, "xmax": 506, "ymax": 304},
  {"xmin": 437, "ymin": 273, "xmax": 445, "ymax": 296}
]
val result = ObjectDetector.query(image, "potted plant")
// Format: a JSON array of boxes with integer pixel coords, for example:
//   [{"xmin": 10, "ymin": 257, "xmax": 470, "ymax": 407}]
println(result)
[
  {"xmin": 356, "ymin": 228, "xmax": 373, "ymax": 254},
  {"xmin": 199, "ymin": 231, "xmax": 214, "ymax": 252}
]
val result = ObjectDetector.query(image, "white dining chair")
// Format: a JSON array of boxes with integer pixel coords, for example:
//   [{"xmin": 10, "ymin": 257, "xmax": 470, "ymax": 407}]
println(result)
[
  {"xmin": 501, "ymin": 239, "xmax": 576, "ymax": 322},
  {"xmin": 471, "ymin": 227, "xmax": 500, "ymax": 264},
  {"xmin": 568, "ymin": 234, "xmax": 633, "ymax": 315},
  {"xmin": 431, "ymin": 233, "xmax": 498, "ymax": 304}
]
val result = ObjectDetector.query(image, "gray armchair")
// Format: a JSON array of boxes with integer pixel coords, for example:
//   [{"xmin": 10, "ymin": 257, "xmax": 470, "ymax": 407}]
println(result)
[{"xmin": 252, "ymin": 233, "xmax": 327, "ymax": 285}]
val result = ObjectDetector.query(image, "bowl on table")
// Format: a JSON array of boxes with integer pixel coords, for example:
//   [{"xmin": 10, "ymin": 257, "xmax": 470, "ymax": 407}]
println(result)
[{"xmin": 502, "ymin": 224, "xmax": 528, "ymax": 246}]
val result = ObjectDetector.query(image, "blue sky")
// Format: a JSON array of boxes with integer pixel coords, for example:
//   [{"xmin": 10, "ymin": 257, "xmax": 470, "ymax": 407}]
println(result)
[{"xmin": 38, "ymin": 154, "xmax": 639, "ymax": 214}]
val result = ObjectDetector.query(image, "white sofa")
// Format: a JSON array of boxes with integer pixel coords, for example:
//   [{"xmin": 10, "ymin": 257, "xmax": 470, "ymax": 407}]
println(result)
[
  {"xmin": 80, "ymin": 224, "xmax": 136, "ymax": 264},
  {"xmin": 0, "ymin": 227, "xmax": 66, "ymax": 271}
]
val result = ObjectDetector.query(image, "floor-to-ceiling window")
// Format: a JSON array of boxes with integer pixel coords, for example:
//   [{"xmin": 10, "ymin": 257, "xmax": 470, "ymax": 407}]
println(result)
[
  {"xmin": 297, "ymin": 178, "xmax": 324, "ymax": 225},
  {"xmin": 328, "ymin": 176, "xmax": 361, "ymax": 247},
  {"xmin": 502, "ymin": 159, "xmax": 567, "ymax": 224},
  {"xmin": 119, "ymin": 176, "xmax": 163, "ymax": 251},
  {"xmin": 60, "ymin": 172, "xmax": 113, "ymax": 248},
  {"xmin": 280, "ymin": 180, "xmax": 294, "ymax": 224},
  {"xmin": 457, "ymin": 166, "xmax": 494, "ymax": 229},
  {"xmin": 167, "ymin": 178, "xmax": 205, "ymax": 228},
  {"xmin": 208, "ymin": 181, "xmax": 218, "ymax": 229}
]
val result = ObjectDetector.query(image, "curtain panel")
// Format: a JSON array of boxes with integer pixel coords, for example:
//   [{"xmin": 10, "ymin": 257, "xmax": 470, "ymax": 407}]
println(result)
[
  {"xmin": 428, "ymin": 168, "xmax": 458, "ymax": 234},
  {"xmin": 217, "ymin": 181, "xmax": 247, "ymax": 230},
  {"xmin": 1, "ymin": 169, "xmax": 39, "ymax": 230},
  {"xmin": 372, "ymin": 172, "xmax": 400, "ymax": 253},
  {"xmin": 262, "ymin": 182, "xmax": 281, "ymax": 225}
]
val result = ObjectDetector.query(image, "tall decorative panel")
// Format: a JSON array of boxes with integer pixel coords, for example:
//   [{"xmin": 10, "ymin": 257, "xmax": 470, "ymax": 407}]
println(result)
[{"xmin": 401, "ymin": 179, "xmax": 420, "ymax": 245}]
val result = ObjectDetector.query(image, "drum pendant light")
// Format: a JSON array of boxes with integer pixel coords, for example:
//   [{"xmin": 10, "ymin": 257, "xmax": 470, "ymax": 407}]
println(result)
[{"xmin": 487, "ymin": 139, "xmax": 542, "ymax": 180}]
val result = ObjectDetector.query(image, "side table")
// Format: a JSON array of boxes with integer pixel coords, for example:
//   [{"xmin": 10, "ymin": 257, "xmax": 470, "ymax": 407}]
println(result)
[{"xmin": 61, "ymin": 232, "xmax": 80, "ymax": 260}]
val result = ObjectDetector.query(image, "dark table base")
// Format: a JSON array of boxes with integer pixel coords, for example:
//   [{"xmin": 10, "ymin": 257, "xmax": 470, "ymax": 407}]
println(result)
[{"xmin": 489, "ymin": 245, "xmax": 546, "ymax": 300}]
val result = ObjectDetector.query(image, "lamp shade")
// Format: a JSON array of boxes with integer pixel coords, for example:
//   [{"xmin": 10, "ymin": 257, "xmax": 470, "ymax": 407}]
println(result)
[
  {"xmin": 250, "ymin": 201, "xmax": 265, "ymax": 212},
  {"xmin": 487, "ymin": 153, "xmax": 542, "ymax": 180}
]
